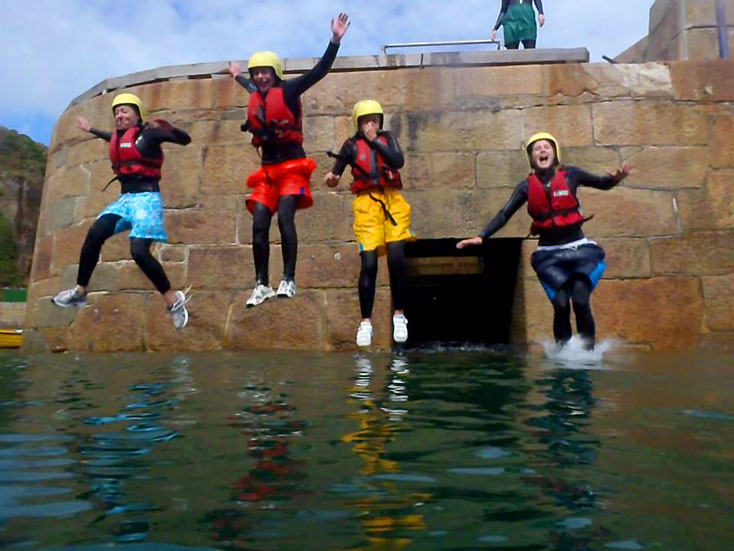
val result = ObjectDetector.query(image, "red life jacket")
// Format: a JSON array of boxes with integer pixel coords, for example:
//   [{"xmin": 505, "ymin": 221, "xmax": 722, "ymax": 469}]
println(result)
[
  {"xmin": 109, "ymin": 126, "xmax": 163, "ymax": 179},
  {"xmin": 247, "ymin": 87, "xmax": 303, "ymax": 148},
  {"xmin": 526, "ymin": 170, "xmax": 586, "ymax": 235},
  {"xmin": 350, "ymin": 135, "xmax": 403, "ymax": 194}
]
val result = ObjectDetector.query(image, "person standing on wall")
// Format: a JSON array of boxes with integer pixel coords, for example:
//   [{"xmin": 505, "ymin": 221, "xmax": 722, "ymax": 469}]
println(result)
[
  {"xmin": 456, "ymin": 132, "xmax": 631, "ymax": 351},
  {"xmin": 324, "ymin": 100, "xmax": 413, "ymax": 347},
  {"xmin": 492, "ymin": 0, "xmax": 545, "ymax": 49},
  {"xmin": 52, "ymin": 93, "xmax": 192, "ymax": 330},
  {"xmin": 228, "ymin": 13, "xmax": 350, "ymax": 308}
]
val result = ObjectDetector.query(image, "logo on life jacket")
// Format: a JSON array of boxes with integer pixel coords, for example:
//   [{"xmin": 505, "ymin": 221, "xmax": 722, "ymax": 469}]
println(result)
[
  {"xmin": 526, "ymin": 171, "xmax": 586, "ymax": 235},
  {"xmin": 109, "ymin": 126, "xmax": 163, "ymax": 179}
]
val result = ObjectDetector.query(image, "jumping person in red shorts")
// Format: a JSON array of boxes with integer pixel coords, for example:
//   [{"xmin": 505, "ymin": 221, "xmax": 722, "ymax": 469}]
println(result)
[{"xmin": 228, "ymin": 13, "xmax": 350, "ymax": 307}]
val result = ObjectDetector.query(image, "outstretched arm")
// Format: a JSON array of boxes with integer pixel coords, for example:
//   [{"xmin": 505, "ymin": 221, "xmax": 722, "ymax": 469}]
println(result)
[
  {"xmin": 284, "ymin": 13, "xmax": 349, "ymax": 98},
  {"xmin": 229, "ymin": 61, "xmax": 258, "ymax": 94},
  {"xmin": 568, "ymin": 164, "xmax": 632, "ymax": 191},
  {"xmin": 143, "ymin": 120, "xmax": 192, "ymax": 146},
  {"xmin": 78, "ymin": 116, "xmax": 112, "ymax": 141},
  {"xmin": 457, "ymin": 180, "xmax": 529, "ymax": 248}
]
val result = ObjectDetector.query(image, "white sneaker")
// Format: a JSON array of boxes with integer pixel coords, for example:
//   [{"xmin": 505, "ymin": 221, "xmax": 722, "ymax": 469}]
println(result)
[
  {"xmin": 246, "ymin": 283, "xmax": 275, "ymax": 308},
  {"xmin": 393, "ymin": 314, "xmax": 408, "ymax": 343},
  {"xmin": 356, "ymin": 321, "xmax": 373, "ymax": 347},
  {"xmin": 52, "ymin": 287, "xmax": 87, "ymax": 308},
  {"xmin": 168, "ymin": 288, "xmax": 191, "ymax": 330},
  {"xmin": 276, "ymin": 279, "xmax": 297, "ymax": 298}
]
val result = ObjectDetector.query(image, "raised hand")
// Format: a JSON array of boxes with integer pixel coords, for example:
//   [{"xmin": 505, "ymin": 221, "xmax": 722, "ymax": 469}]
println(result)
[
  {"xmin": 456, "ymin": 236, "xmax": 482, "ymax": 249},
  {"xmin": 607, "ymin": 164, "xmax": 633, "ymax": 183},
  {"xmin": 331, "ymin": 12, "xmax": 350, "ymax": 43},
  {"xmin": 228, "ymin": 61, "xmax": 242, "ymax": 79},
  {"xmin": 76, "ymin": 116, "xmax": 91, "ymax": 132}
]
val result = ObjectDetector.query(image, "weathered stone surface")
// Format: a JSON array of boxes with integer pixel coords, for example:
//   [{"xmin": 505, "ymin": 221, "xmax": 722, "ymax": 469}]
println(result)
[
  {"xmin": 594, "ymin": 277, "xmax": 705, "ymax": 350},
  {"xmin": 159, "ymin": 244, "xmax": 187, "ymax": 262},
  {"xmin": 677, "ymin": 170, "xmax": 734, "ymax": 231},
  {"xmin": 671, "ymin": 59, "xmax": 734, "ymax": 101},
  {"xmin": 303, "ymin": 115, "xmax": 335, "ymax": 152},
  {"xmin": 159, "ymin": 147, "xmax": 202, "ymax": 208},
  {"xmin": 77, "ymin": 161, "xmax": 120, "ymax": 219},
  {"xmin": 702, "ymin": 274, "xmax": 734, "ymax": 330},
  {"xmin": 523, "ymin": 105, "xmax": 593, "ymax": 147},
  {"xmin": 65, "ymin": 137, "xmax": 107, "ymax": 167},
  {"xmin": 296, "ymin": 192, "xmax": 351, "ymax": 243},
  {"xmin": 476, "ymin": 150, "xmax": 528, "ymax": 189},
  {"xmin": 189, "ymin": 119, "xmax": 245, "ymax": 146},
  {"xmin": 25, "ymin": 277, "xmax": 61, "ymax": 316},
  {"xmin": 166, "ymin": 209, "xmax": 236, "ymax": 245},
  {"xmin": 709, "ymin": 114, "xmax": 734, "ymax": 169},
  {"xmin": 297, "ymin": 244, "xmax": 360, "ymax": 288},
  {"xmin": 562, "ymin": 147, "xmax": 621, "ymax": 175},
  {"xmin": 226, "ymin": 290, "xmax": 327, "ymax": 350},
  {"xmin": 100, "ymin": 233, "xmax": 132, "ymax": 262},
  {"xmin": 201, "ymin": 144, "xmax": 259, "ymax": 195},
  {"xmin": 455, "ymin": 64, "xmax": 543, "ymax": 99},
  {"xmin": 651, "ymin": 231, "xmax": 734, "ymax": 275},
  {"xmin": 407, "ymin": 189, "xmax": 473, "ymax": 238},
  {"xmin": 84, "ymin": 263, "xmax": 119, "ymax": 292},
  {"xmin": 393, "ymin": 110, "xmax": 523, "ymax": 152},
  {"xmin": 188, "ymin": 246, "xmax": 253, "ymax": 289},
  {"xmin": 696, "ymin": 332, "xmax": 734, "ymax": 351},
  {"xmin": 466, "ymin": 187, "xmax": 530, "ymax": 238},
  {"xmin": 579, "ymin": 187, "xmax": 678, "ymax": 238},
  {"xmin": 593, "ymin": 101, "xmax": 708, "ymax": 146},
  {"xmin": 146, "ymin": 290, "xmax": 231, "ymax": 351},
  {"xmin": 39, "ymin": 197, "xmax": 77, "ymax": 236},
  {"xmin": 621, "ymin": 146, "xmax": 708, "ymax": 189},
  {"xmin": 19, "ymin": 328, "xmax": 51, "ymax": 354},
  {"xmin": 140, "ymin": 79, "xmax": 214, "ymax": 112},
  {"xmin": 325, "ymin": 288, "xmax": 392, "ymax": 351},
  {"xmin": 584, "ymin": 63, "xmax": 673, "ymax": 98},
  {"xmin": 68, "ymin": 293, "xmax": 147, "ymax": 352},
  {"xmin": 117, "ymin": 261, "xmax": 186, "ymax": 291},
  {"xmin": 30, "ymin": 297, "xmax": 79, "ymax": 328},
  {"xmin": 404, "ymin": 152, "xmax": 476, "ymax": 190},
  {"xmin": 51, "ymin": 220, "xmax": 93, "ymax": 275},
  {"xmin": 32, "ymin": 234, "xmax": 54, "ymax": 282},
  {"xmin": 41, "ymin": 328, "xmax": 72, "ymax": 353},
  {"xmin": 595, "ymin": 238, "xmax": 652, "ymax": 278}
]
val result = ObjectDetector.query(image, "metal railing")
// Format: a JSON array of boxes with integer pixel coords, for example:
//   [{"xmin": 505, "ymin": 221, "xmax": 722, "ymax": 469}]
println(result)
[
  {"xmin": 716, "ymin": 0, "xmax": 730, "ymax": 59},
  {"xmin": 382, "ymin": 39, "xmax": 501, "ymax": 56}
]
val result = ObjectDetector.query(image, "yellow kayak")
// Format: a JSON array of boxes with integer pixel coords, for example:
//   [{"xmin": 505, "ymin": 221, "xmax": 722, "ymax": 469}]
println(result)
[{"xmin": 0, "ymin": 329, "xmax": 23, "ymax": 348}]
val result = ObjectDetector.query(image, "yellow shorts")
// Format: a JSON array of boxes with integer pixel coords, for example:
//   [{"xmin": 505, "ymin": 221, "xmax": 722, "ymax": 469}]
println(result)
[{"xmin": 353, "ymin": 188, "xmax": 415, "ymax": 253}]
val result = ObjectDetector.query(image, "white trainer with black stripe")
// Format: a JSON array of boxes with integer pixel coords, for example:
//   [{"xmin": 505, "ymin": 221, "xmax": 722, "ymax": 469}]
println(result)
[
  {"xmin": 246, "ymin": 283, "xmax": 275, "ymax": 308},
  {"xmin": 52, "ymin": 287, "xmax": 87, "ymax": 308},
  {"xmin": 276, "ymin": 279, "xmax": 297, "ymax": 298}
]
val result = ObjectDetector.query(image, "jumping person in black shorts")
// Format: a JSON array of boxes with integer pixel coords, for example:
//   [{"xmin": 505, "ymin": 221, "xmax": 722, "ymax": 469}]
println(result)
[{"xmin": 457, "ymin": 132, "xmax": 631, "ymax": 350}]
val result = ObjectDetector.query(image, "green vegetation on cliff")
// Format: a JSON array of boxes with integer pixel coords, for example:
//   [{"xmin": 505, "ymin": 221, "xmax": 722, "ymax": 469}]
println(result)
[
  {"xmin": 0, "ymin": 126, "xmax": 47, "ymax": 180},
  {"xmin": 0, "ymin": 212, "xmax": 22, "ymax": 287}
]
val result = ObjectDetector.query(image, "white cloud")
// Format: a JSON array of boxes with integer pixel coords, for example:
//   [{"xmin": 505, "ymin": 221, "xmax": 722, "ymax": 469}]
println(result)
[{"xmin": 1, "ymin": 0, "xmax": 652, "ymax": 142}]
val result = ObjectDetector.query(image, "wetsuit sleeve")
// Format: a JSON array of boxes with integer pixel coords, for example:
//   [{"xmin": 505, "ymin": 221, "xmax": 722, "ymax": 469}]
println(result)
[
  {"xmin": 143, "ymin": 123, "xmax": 192, "ymax": 146},
  {"xmin": 479, "ymin": 180, "xmax": 529, "ymax": 239},
  {"xmin": 566, "ymin": 166, "xmax": 618, "ymax": 192},
  {"xmin": 282, "ymin": 41, "xmax": 340, "ymax": 99},
  {"xmin": 535, "ymin": 0, "xmax": 544, "ymax": 15},
  {"xmin": 235, "ymin": 73, "xmax": 259, "ymax": 94},
  {"xmin": 494, "ymin": 0, "xmax": 509, "ymax": 30},
  {"xmin": 89, "ymin": 128, "xmax": 113, "ymax": 142},
  {"xmin": 370, "ymin": 131, "xmax": 404, "ymax": 169},
  {"xmin": 331, "ymin": 139, "xmax": 356, "ymax": 177}
]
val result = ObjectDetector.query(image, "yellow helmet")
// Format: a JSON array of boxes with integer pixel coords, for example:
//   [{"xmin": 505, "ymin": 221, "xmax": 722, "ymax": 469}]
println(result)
[
  {"xmin": 526, "ymin": 132, "xmax": 561, "ymax": 166},
  {"xmin": 111, "ymin": 93, "xmax": 146, "ymax": 122},
  {"xmin": 352, "ymin": 99, "xmax": 384, "ymax": 132},
  {"xmin": 248, "ymin": 51, "xmax": 284, "ymax": 80}
]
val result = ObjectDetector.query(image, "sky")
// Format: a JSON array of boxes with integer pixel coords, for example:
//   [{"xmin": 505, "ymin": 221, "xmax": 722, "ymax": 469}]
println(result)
[{"xmin": 0, "ymin": 0, "xmax": 652, "ymax": 146}]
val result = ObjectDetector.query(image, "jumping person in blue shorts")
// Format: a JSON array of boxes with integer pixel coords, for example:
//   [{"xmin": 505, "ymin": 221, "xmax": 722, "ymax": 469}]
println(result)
[
  {"xmin": 52, "ymin": 93, "xmax": 192, "ymax": 329},
  {"xmin": 457, "ymin": 132, "xmax": 631, "ymax": 350}
]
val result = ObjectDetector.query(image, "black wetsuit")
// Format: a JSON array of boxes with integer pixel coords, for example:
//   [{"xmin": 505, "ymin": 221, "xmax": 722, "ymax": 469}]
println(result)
[
  {"xmin": 235, "ymin": 40, "xmax": 340, "ymax": 286},
  {"xmin": 78, "ymin": 123, "xmax": 191, "ymax": 294},
  {"xmin": 480, "ymin": 166, "xmax": 619, "ymax": 348},
  {"xmin": 331, "ymin": 131, "xmax": 407, "ymax": 319}
]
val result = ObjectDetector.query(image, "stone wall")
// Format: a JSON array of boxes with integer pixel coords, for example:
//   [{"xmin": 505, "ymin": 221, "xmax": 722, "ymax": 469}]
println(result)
[
  {"xmin": 22, "ymin": 54, "xmax": 734, "ymax": 353},
  {"xmin": 616, "ymin": 0, "xmax": 734, "ymax": 62}
]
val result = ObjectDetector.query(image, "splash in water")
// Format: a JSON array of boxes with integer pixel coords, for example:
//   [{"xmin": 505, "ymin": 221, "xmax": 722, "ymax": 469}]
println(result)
[{"xmin": 541, "ymin": 336, "xmax": 618, "ymax": 368}]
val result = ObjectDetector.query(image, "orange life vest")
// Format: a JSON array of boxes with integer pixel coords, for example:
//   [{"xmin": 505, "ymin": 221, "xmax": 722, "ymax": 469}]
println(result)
[
  {"xmin": 527, "ymin": 170, "xmax": 586, "ymax": 235},
  {"xmin": 247, "ymin": 87, "xmax": 303, "ymax": 148},
  {"xmin": 109, "ymin": 126, "xmax": 163, "ymax": 179},
  {"xmin": 350, "ymin": 135, "xmax": 402, "ymax": 194}
]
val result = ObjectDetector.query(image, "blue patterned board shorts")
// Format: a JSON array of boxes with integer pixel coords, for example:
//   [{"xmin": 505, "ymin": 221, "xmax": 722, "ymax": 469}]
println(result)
[
  {"xmin": 98, "ymin": 192, "xmax": 168, "ymax": 242},
  {"xmin": 531, "ymin": 243, "xmax": 606, "ymax": 301}
]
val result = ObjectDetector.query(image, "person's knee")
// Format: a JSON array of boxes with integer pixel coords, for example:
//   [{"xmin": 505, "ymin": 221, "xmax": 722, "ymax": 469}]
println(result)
[{"xmin": 552, "ymin": 291, "xmax": 570, "ymax": 312}]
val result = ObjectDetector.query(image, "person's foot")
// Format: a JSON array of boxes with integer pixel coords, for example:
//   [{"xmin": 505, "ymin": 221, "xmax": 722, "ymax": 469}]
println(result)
[
  {"xmin": 276, "ymin": 279, "xmax": 297, "ymax": 298},
  {"xmin": 52, "ymin": 287, "xmax": 87, "ymax": 308},
  {"xmin": 246, "ymin": 283, "xmax": 275, "ymax": 308},
  {"xmin": 356, "ymin": 321, "xmax": 373, "ymax": 347},
  {"xmin": 392, "ymin": 314, "xmax": 408, "ymax": 343},
  {"xmin": 168, "ymin": 289, "xmax": 191, "ymax": 330}
]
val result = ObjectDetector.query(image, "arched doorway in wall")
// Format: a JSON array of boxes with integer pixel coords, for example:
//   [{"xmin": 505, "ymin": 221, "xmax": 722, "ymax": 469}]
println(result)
[{"xmin": 401, "ymin": 238, "xmax": 523, "ymax": 348}]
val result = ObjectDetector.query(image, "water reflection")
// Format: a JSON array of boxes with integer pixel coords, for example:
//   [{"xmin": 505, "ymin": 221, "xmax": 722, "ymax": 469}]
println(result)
[{"xmin": 341, "ymin": 355, "xmax": 428, "ymax": 550}]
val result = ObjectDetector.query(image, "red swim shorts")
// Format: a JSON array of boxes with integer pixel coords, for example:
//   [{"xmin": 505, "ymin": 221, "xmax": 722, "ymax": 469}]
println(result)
[{"xmin": 245, "ymin": 157, "xmax": 316, "ymax": 214}]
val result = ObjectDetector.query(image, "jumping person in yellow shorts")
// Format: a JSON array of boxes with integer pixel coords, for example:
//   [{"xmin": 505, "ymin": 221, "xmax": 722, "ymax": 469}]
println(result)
[{"xmin": 325, "ymin": 100, "xmax": 414, "ymax": 347}]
